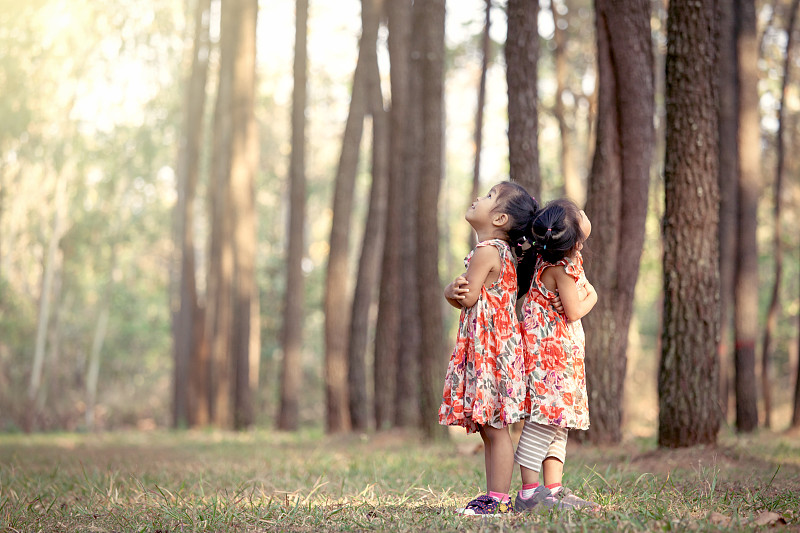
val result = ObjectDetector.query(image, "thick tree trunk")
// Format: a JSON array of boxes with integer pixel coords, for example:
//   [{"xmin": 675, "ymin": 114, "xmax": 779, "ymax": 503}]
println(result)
[
  {"xmin": 207, "ymin": 0, "xmax": 236, "ymax": 428},
  {"xmin": 582, "ymin": 0, "xmax": 654, "ymax": 445},
  {"xmin": 324, "ymin": 11, "xmax": 376, "ymax": 433},
  {"xmin": 415, "ymin": 0, "xmax": 446, "ymax": 441},
  {"xmin": 348, "ymin": 0, "xmax": 388, "ymax": 431},
  {"xmin": 505, "ymin": 0, "xmax": 540, "ymax": 198},
  {"xmin": 173, "ymin": 0, "xmax": 211, "ymax": 428},
  {"xmin": 229, "ymin": 0, "xmax": 259, "ymax": 430},
  {"xmin": 658, "ymin": 0, "xmax": 720, "ymax": 448},
  {"xmin": 375, "ymin": 0, "xmax": 412, "ymax": 429},
  {"xmin": 278, "ymin": 0, "xmax": 309, "ymax": 432},
  {"xmin": 717, "ymin": 0, "xmax": 737, "ymax": 426},
  {"xmin": 733, "ymin": 0, "xmax": 760, "ymax": 434}
]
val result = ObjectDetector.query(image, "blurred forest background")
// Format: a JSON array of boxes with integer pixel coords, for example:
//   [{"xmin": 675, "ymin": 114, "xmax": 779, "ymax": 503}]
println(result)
[{"xmin": 1, "ymin": 0, "xmax": 799, "ymax": 444}]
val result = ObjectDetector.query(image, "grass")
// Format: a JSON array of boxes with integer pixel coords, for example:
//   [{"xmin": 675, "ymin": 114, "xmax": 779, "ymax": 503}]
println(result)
[{"xmin": 1, "ymin": 427, "xmax": 799, "ymax": 532}]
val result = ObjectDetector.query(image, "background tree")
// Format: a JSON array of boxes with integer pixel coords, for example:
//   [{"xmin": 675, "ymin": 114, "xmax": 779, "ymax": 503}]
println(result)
[
  {"xmin": 717, "ymin": 0, "xmax": 737, "ymax": 423},
  {"xmin": 278, "ymin": 0, "xmax": 309, "ymax": 432},
  {"xmin": 204, "ymin": 0, "xmax": 259, "ymax": 429},
  {"xmin": 172, "ymin": 0, "xmax": 212, "ymax": 428},
  {"xmin": 658, "ymin": 0, "xmax": 720, "ymax": 448},
  {"xmin": 415, "ymin": 0, "xmax": 447, "ymax": 440},
  {"xmin": 348, "ymin": 0, "xmax": 388, "ymax": 431},
  {"xmin": 506, "ymin": 0, "xmax": 540, "ymax": 197},
  {"xmin": 733, "ymin": 0, "xmax": 760, "ymax": 434},
  {"xmin": 396, "ymin": 0, "xmax": 424, "ymax": 428},
  {"xmin": 374, "ymin": 0, "xmax": 412, "ymax": 430},
  {"xmin": 762, "ymin": 0, "xmax": 799, "ymax": 430},
  {"xmin": 581, "ymin": 0, "xmax": 654, "ymax": 445},
  {"xmin": 323, "ymin": 0, "xmax": 381, "ymax": 433}
]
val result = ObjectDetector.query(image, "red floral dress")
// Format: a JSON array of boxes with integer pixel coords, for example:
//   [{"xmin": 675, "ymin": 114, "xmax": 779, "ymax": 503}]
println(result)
[
  {"xmin": 520, "ymin": 252, "xmax": 589, "ymax": 430},
  {"xmin": 438, "ymin": 239, "xmax": 528, "ymax": 434}
]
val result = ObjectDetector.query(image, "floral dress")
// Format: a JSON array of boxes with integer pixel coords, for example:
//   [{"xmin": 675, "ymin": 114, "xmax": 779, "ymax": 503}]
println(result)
[
  {"xmin": 438, "ymin": 239, "xmax": 528, "ymax": 434},
  {"xmin": 520, "ymin": 252, "xmax": 589, "ymax": 430}
]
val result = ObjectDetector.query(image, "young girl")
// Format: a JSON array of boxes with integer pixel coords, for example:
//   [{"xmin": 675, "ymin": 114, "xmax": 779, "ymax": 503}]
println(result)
[
  {"xmin": 513, "ymin": 198, "xmax": 600, "ymax": 512},
  {"xmin": 439, "ymin": 181, "xmax": 538, "ymax": 516}
]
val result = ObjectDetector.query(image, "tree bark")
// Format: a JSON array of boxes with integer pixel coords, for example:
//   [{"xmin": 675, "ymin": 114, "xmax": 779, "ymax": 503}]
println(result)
[
  {"xmin": 375, "ymin": 0, "xmax": 416, "ymax": 429},
  {"xmin": 228, "ymin": 0, "xmax": 259, "ymax": 430},
  {"xmin": 324, "ymin": 10, "xmax": 376, "ymax": 433},
  {"xmin": 582, "ymin": 0, "xmax": 654, "ymax": 445},
  {"xmin": 717, "ymin": 0, "xmax": 737, "ymax": 426},
  {"xmin": 173, "ymin": 0, "xmax": 211, "ymax": 428},
  {"xmin": 415, "ymin": 0, "xmax": 447, "ymax": 441},
  {"xmin": 506, "ymin": 0, "xmax": 540, "ymax": 198},
  {"xmin": 206, "ymin": 0, "xmax": 236, "ymax": 428},
  {"xmin": 278, "ymin": 0, "xmax": 309, "ymax": 432},
  {"xmin": 348, "ymin": 0, "xmax": 388, "ymax": 431},
  {"xmin": 733, "ymin": 0, "xmax": 760, "ymax": 434},
  {"xmin": 658, "ymin": 0, "xmax": 720, "ymax": 448}
]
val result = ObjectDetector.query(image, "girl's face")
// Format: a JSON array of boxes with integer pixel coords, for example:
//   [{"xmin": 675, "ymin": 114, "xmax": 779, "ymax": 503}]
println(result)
[{"xmin": 465, "ymin": 185, "xmax": 501, "ymax": 226}]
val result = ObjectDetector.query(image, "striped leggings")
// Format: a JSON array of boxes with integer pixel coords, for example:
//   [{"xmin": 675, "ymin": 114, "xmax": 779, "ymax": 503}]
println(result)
[{"xmin": 514, "ymin": 421, "xmax": 568, "ymax": 472}]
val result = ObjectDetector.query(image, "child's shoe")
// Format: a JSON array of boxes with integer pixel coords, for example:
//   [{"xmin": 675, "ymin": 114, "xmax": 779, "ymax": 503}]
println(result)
[
  {"xmin": 554, "ymin": 487, "xmax": 600, "ymax": 511},
  {"xmin": 456, "ymin": 494, "xmax": 512, "ymax": 516},
  {"xmin": 514, "ymin": 485, "xmax": 557, "ymax": 513}
]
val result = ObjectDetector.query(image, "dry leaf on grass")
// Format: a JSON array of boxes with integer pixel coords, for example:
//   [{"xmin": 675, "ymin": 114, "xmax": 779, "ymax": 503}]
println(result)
[{"xmin": 753, "ymin": 511, "xmax": 786, "ymax": 526}]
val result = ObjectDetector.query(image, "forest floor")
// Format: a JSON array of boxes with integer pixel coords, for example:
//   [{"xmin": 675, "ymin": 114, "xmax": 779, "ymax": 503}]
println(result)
[{"xmin": 1, "ymin": 425, "xmax": 799, "ymax": 532}]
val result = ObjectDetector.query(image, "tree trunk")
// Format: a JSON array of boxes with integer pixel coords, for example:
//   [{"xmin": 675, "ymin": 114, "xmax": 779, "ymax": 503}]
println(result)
[
  {"xmin": 717, "ymin": 0, "xmax": 737, "ymax": 426},
  {"xmin": 761, "ymin": 0, "xmax": 798, "ymax": 431},
  {"xmin": 733, "ymin": 0, "xmax": 760, "ymax": 433},
  {"xmin": 27, "ymin": 172, "xmax": 67, "ymax": 432},
  {"xmin": 582, "ymin": 0, "xmax": 654, "ymax": 445},
  {"xmin": 658, "ymin": 0, "xmax": 720, "ymax": 448},
  {"xmin": 278, "ymin": 0, "xmax": 309, "ymax": 432},
  {"xmin": 551, "ymin": 0, "xmax": 582, "ymax": 205},
  {"xmin": 229, "ymin": 0, "xmax": 259, "ymax": 430},
  {"xmin": 470, "ymin": 0, "xmax": 491, "ymax": 251},
  {"xmin": 375, "ymin": 0, "xmax": 413, "ymax": 429},
  {"xmin": 173, "ymin": 0, "xmax": 211, "ymax": 428},
  {"xmin": 506, "ymin": 0, "xmax": 540, "ymax": 198},
  {"xmin": 206, "ymin": 0, "xmax": 236, "ymax": 428},
  {"xmin": 324, "ymin": 12, "xmax": 375, "ymax": 434},
  {"xmin": 86, "ymin": 253, "xmax": 114, "ymax": 432},
  {"xmin": 415, "ymin": 0, "xmax": 447, "ymax": 441},
  {"xmin": 348, "ymin": 0, "xmax": 388, "ymax": 431}
]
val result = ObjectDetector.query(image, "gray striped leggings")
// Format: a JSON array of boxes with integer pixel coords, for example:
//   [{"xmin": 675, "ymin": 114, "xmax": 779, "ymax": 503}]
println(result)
[{"xmin": 514, "ymin": 421, "xmax": 568, "ymax": 472}]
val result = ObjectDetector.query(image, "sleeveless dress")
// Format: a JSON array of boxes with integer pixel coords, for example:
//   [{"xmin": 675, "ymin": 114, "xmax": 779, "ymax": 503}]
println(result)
[
  {"xmin": 520, "ymin": 252, "xmax": 589, "ymax": 430},
  {"xmin": 438, "ymin": 239, "xmax": 528, "ymax": 434}
]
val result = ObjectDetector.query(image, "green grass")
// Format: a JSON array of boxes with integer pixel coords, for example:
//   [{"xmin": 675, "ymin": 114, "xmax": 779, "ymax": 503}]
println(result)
[{"xmin": 1, "ymin": 427, "xmax": 798, "ymax": 532}]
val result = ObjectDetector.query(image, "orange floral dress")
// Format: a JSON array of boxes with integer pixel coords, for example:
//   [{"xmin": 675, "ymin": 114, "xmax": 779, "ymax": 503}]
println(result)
[
  {"xmin": 520, "ymin": 252, "xmax": 589, "ymax": 430},
  {"xmin": 438, "ymin": 239, "xmax": 528, "ymax": 434}
]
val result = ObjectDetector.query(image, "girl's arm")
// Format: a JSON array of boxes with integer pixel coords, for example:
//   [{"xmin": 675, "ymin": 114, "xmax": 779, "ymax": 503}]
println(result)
[
  {"xmin": 457, "ymin": 246, "xmax": 501, "ymax": 308},
  {"xmin": 552, "ymin": 268, "xmax": 597, "ymax": 322},
  {"xmin": 444, "ymin": 275, "xmax": 469, "ymax": 309}
]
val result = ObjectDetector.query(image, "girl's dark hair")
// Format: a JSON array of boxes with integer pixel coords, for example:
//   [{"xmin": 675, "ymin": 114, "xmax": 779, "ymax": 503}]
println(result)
[
  {"xmin": 530, "ymin": 198, "xmax": 584, "ymax": 265},
  {"xmin": 489, "ymin": 181, "xmax": 539, "ymax": 297},
  {"xmin": 491, "ymin": 181, "xmax": 539, "ymax": 256}
]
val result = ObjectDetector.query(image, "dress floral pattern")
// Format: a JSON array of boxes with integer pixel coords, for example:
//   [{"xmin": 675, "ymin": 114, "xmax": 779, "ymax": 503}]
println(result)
[
  {"xmin": 520, "ymin": 252, "xmax": 589, "ymax": 430},
  {"xmin": 438, "ymin": 239, "xmax": 528, "ymax": 434}
]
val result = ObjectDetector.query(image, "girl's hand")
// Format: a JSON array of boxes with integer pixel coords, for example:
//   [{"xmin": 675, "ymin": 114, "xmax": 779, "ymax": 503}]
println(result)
[
  {"xmin": 550, "ymin": 292, "xmax": 564, "ymax": 314},
  {"xmin": 444, "ymin": 275, "xmax": 469, "ymax": 308}
]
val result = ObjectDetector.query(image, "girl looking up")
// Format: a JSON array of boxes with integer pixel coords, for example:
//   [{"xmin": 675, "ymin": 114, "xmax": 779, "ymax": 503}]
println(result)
[
  {"xmin": 439, "ymin": 181, "xmax": 538, "ymax": 516},
  {"xmin": 514, "ymin": 198, "xmax": 600, "ymax": 512}
]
